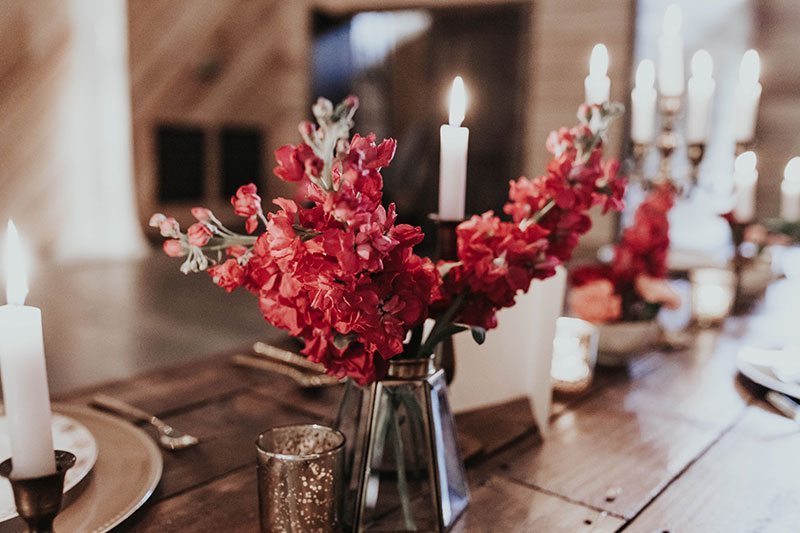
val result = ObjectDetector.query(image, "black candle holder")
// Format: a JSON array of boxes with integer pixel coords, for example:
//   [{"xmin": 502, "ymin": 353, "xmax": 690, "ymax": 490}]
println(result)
[
  {"xmin": 429, "ymin": 215, "xmax": 462, "ymax": 383},
  {"xmin": 0, "ymin": 450, "xmax": 76, "ymax": 533}
]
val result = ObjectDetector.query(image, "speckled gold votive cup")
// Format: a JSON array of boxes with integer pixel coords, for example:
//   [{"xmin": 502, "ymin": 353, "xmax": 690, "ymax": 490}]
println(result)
[{"xmin": 256, "ymin": 424, "xmax": 345, "ymax": 533}]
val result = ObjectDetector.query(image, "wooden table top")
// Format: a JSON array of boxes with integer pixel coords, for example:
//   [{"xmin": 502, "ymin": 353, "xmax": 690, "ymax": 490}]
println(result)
[{"xmin": 33, "ymin": 280, "xmax": 800, "ymax": 531}]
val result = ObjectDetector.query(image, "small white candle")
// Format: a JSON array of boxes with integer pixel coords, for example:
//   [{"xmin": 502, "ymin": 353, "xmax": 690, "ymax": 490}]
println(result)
[
  {"xmin": 584, "ymin": 44, "xmax": 610, "ymax": 105},
  {"xmin": 734, "ymin": 50, "xmax": 762, "ymax": 143},
  {"xmin": 691, "ymin": 268, "xmax": 736, "ymax": 325},
  {"xmin": 631, "ymin": 59, "xmax": 657, "ymax": 144},
  {"xmin": 781, "ymin": 157, "xmax": 800, "ymax": 222},
  {"xmin": 550, "ymin": 337, "xmax": 590, "ymax": 384},
  {"xmin": 0, "ymin": 221, "xmax": 55, "ymax": 478},
  {"xmin": 733, "ymin": 151, "xmax": 758, "ymax": 222},
  {"xmin": 658, "ymin": 4, "xmax": 684, "ymax": 97},
  {"xmin": 439, "ymin": 76, "xmax": 469, "ymax": 221},
  {"xmin": 686, "ymin": 50, "xmax": 715, "ymax": 143}
]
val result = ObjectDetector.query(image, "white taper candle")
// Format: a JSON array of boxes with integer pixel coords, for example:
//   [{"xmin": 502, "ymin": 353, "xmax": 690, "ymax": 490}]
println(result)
[{"xmin": 0, "ymin": 221, "xmax": 55, "ymax": 478}]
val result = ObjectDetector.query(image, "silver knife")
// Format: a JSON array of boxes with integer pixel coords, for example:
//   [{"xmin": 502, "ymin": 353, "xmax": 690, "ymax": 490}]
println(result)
[{"xmin": 765, "ymin": 391, "xmax": 800, "ymax": 425}]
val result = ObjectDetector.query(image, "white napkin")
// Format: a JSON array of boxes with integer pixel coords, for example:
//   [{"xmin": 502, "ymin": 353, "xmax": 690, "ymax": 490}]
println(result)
[
  {"xmin": 448, "ymin": 267, "xmax": 567, "ymax": 437},
  {"xmin": 772, "ymin": 345, "xmax": 800, "ymax": 384}
]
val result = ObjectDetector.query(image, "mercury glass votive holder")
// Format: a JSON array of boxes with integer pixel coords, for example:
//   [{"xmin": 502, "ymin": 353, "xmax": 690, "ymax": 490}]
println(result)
[
  {"xmin": 550, "ymin": 317, "xmax": 599, "ymax": 394},
  {"xmin": 256, "ymin": 424, "xmax": 345, "ymax": 533},
  {"xmin": 690, "ymin": 267, "xmax": 736, "ymax": 327}
]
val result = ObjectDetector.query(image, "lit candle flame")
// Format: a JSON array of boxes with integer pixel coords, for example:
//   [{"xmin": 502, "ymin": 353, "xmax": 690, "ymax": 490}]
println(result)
[
  {"xmin": 734, "ymin": 151, "xmax": 757, "ymax": 176},
  {"xmin": 635, "ymin": 59, "xmax": 655, "ymax": 89},
  {"xmin": 589, "ymin": 44, "xmax": 609, "ymax": 78},
  {"xmin": 5, "ymin": 220, "xmax": 28, "ymax": 306},
  {"xmin": 785, "ymin": 157, "xmax": 800, "ymax": 183},
  {"xmin": 448, "ymin": 76, "xmax": 466, "ymax": 127},
  {"xmin": 663, "ymin": 4, "xmax": 682, "ymax": 35},
  {"xmin": 691, "ymin": 50, "xmax": 713, "ymax": 79},
  {"xmin": 739, "ymin": 49, "xmax": 760, "ymax": 85}
]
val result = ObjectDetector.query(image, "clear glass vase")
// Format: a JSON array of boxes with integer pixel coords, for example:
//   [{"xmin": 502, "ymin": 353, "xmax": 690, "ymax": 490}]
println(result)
[{"xmin": 335, "ymin": 356, "xmax": 469, "ymax": 531}]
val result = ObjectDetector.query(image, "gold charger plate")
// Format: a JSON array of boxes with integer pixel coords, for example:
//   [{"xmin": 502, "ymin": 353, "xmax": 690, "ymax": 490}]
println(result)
[{"xmin": 0, "ymin": 404, "xmax": 163, "ymax": 533}]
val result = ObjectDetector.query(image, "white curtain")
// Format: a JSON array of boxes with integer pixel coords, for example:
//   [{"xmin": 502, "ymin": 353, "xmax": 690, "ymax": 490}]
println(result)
[{"xmin": 54, "ymin": 0, "xmax": 146, "ymax": 261}]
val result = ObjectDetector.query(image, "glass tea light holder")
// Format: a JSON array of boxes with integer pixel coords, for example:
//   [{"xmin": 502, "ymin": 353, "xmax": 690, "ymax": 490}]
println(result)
[
  {"xmin": 256, "ymin": 424, "xmax": 345, "ymax": 533},
  {"xmin": 690, "ymin": 267, "xmax": 737, "ymax": 327},
  {"xmin": 550, "ymin": 317, "xmax": 600, "ymax": 394}
]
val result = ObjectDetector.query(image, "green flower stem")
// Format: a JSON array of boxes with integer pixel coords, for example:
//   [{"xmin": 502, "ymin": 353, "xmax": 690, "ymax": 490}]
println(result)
[{"xmin": 389, "ymin": 393, "xmax": 416, "ymax": 530}]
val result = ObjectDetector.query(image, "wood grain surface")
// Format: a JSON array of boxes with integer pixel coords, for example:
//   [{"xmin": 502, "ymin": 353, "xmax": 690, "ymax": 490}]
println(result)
[{"xmin": 26, "ymin": 280, "xmax": 798, "ymax": 531}]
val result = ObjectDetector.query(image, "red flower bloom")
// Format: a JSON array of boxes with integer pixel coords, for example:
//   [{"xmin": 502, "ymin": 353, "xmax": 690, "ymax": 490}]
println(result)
[
  {"xmin": 231, "ymin": 184, "xmax": 263, "ymax": 234},
  {"xmin": 612, "ymin": 183, "xmax": 674, "ymax": 284},
  {"xmin": 208, "ymin": 259, "xmax": 245, "ymax": 292},
  {"xmin": 154, "ymin": 98, "xmax": 626, "ymax": 384},
  {"xmin": 273, "ymin": 143, "xmax": 321, "ymax": 183}
]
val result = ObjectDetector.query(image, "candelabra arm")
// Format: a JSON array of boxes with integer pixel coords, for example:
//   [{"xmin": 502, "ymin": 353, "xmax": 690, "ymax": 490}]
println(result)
[{"xmin": 686, "ymin": 142, "xmax": 706, "ymax": 189}]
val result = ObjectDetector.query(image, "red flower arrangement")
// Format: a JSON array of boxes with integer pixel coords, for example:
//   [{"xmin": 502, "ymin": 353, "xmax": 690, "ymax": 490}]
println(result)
[
  {"xmin": 151, "ymin": 97, "xmax": 625, "ymax": 384},
  {"xmin": 569, "ymin": 182, "xmax": 681, "ymax": 323}
]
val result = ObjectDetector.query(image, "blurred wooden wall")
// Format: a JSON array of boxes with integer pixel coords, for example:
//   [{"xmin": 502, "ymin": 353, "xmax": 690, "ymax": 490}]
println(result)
[
  {"xmin": 0, "ymin": 1, "xmax": 72, "ymax": 254},
  {"xmin": 1, "ymin": 0, "xmax": 635, "ymax": 251},
  {"xmin": 128, "ymin": 0, "xmax": 309, "ymax": 231},
  {"xmin": 755, "ymin": 0, "xmax": 800, "ymax": 217}
]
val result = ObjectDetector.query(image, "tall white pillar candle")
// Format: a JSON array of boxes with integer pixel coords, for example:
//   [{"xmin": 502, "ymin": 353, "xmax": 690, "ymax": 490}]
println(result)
[
  {"xmin": 781, "ymin": 157, "xmax": 800, "ymax": 222},
  {"xmin": 584, "ymin": 44, "xmax": 610, "ymax": 105},
  {"xmin": 438, "ymin": 76, "xmax": 469, "ymax": 221},
  {"xmin": 631, "ymin": 59, "xmax": 657, "ymax": 144},
  {"xmin": 658, "ymin": 4, "xmax": 684, "ymax": 97},
  {"xmin": 733, "ymin": 152, "xmax": 758, "ymax": 223},
  {"xmin": 734, "ymin": 50, "xmax": 762, "ymax": 143},
  {"xmin": 686, "ymin": 50, "xmax": 715, "ymax": 143},
  {"xmin": 0, "ymin": 221, "xmax": 55, "ymax": 478}
]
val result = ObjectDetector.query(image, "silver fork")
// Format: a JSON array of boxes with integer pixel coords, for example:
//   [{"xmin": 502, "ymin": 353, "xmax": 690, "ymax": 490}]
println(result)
[{"xmin": 90, "ymin": 394, "xmax": 200, "ymax": 450}]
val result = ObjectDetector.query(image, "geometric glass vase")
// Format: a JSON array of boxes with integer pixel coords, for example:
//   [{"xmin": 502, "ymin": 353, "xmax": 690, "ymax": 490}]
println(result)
[{"xmin": 335, "ymin": 356, "xmax": 469, "ymax": 531}]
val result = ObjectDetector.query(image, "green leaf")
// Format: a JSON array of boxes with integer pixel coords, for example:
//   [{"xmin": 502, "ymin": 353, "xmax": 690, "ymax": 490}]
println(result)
[{"xmin": 470, "ymin": 326, "xmax": 486, "ymax": 345}]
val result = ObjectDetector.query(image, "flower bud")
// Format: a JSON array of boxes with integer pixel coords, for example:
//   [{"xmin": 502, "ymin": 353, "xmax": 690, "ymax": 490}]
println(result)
[
  {"xmin": 187, "ymin": 222, "xmax": 213, "ymax": 247},
  {"xmin": 191, "ymin": 207, "xmax": 213, "ymax": 222},
  {"xmin": 149, "ymin": 213, "xmax": 166, "ymax": 227},
  {"xmin": 298, "ymin": 120, "xmax": 316, "ymax": 138},
  {"xmin": 158, "ymin": 217, "xmax": 180, "ymax": 238},
  {"xmin": 163, "ymin": 239, "xmax": 186, "ymax": 257},
  {"xmin": 343, "ymin": 94, "xmax": 360, "ymax": 110},
  {"xmin": 312, "ymin": 97, "xmax": 333, "ymax": 119}
]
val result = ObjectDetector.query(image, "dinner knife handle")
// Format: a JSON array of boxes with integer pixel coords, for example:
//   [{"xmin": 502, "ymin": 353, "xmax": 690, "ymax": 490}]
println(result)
[
  {"xmin": 765, "ymin": 391, "xmax": 800, "ymax": 420},
  {"xmin": 91, "ymin": 394, "xmax": 157, "ymax": 425}
]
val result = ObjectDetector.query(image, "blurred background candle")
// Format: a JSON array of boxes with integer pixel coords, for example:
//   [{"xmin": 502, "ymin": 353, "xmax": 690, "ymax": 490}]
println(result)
[
  {"xmin": 658, "ymin": 4, "xmax": 684, "ymax": 97},
  {"xmin": 690, "ymin": 268, "xmax": 736, "ymax": 327},
  {"xmin": 0, "ymin": 221, "xmax": 55, "ymax": 478},
  {"xmin": 550, "ymin": 317, "xmax": 598, "ymax": 394},
  {"xmin": 781, "ymin": 157, "xmax": 800, "ymax": 222},
  {"xmin": 686, "ymin": 50, "xmax": 715, "ymax": 143},
  {"xmin": 631, "ymin": 59, "xmax": 657, "ymax": 144},
  {"xmin": 734, "ymin": 50, "xmax": 762, "ymax": 143},
  {"xmin": 438, "ymin": 76, "xmax": 469, "ymax": 221},
  {"xmin": 733, "ymin": 151, "xmax": 758, "ymax": 222},
  {"xmin": 584, "ymin": 43, "xmax": 610, "ymax": 105}
]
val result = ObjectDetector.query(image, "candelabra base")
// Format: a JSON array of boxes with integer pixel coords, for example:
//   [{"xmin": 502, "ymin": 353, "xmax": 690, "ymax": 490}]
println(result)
[{"xmin": 0, "ymin": 451, "xmax": 77, "ymax": 533}]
